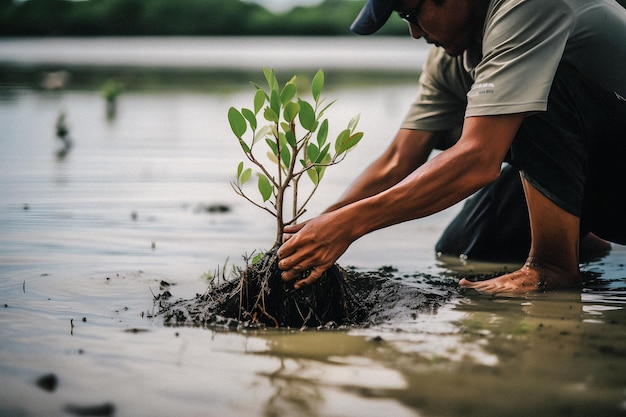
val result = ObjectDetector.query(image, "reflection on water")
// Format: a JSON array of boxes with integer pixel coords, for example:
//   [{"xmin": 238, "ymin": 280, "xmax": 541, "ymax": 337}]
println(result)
[{"xmin": 0, "ymin": 38, "xmax": 625, "ymax": 417}]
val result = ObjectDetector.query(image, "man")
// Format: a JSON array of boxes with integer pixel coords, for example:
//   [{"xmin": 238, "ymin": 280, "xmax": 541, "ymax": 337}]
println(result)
[{"xmin": 277, "ymin": 0, "xmax": 626, "ymax": 295}]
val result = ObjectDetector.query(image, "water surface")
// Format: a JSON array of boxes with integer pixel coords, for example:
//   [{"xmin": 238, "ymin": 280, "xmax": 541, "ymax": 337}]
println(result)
[{"xmin": 1, "ymin": 37, "xmax": 625, "ymax": 417}]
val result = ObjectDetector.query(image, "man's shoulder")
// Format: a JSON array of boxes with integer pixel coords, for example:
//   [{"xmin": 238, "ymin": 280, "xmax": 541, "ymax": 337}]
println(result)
[{"xmin": 486, "ymin": 0, "xmax": 574, "ymax": 30}]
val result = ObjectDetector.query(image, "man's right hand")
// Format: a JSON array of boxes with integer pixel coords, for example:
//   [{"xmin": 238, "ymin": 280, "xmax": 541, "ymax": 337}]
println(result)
[{"xmin": 277, "ymin": 212, "xmax": 354, "ymax": 289}]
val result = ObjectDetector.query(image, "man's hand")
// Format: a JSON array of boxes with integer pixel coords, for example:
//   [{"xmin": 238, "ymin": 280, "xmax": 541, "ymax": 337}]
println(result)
[{"xmin": 277, "ymin": 212, "xmax": 352, "ymax": 289}]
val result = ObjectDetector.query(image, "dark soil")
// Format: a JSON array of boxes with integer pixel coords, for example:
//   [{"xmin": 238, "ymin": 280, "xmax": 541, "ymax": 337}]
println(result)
[{"xmin": 159, "ymin": 247, "xmax": 459, "ymax": 329}]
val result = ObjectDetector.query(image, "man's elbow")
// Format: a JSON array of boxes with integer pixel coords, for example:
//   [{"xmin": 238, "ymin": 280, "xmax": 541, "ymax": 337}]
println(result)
[
  {"xmin": 480, "ymin": 162, "xmax": 503, "ymax": 185},
  {"xmin": 463, "ymin": 149, "xmax": 506, "ymax": 190}
]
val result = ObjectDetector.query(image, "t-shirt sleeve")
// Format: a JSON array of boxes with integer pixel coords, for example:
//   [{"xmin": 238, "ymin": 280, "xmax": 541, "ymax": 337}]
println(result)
[
  {"xmin": 465, "ymin": 0, "xmax": 574, "ymax": 117},
  {"xmin": 401, "ymin": 47, "xmax": 473, "ymax": 131}
]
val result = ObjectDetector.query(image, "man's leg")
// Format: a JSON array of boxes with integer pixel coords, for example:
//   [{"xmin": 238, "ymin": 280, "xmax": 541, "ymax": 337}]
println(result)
[
  {"xmin": 521, "ymin": 173, "xmax": 580, "ymax": 274},
  {"xmin": 435, "ymin": 163, "xmax": 609, "ymax": 265},
  {"xmin": 459, "ymin": 174, "xmax": 583, "ymax": 294}
]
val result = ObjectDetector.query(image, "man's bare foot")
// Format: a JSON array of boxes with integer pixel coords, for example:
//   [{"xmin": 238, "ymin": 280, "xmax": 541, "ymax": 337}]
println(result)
[{"xmin": 459, "ymin": 257, "xmax": 583, "ymax": 296}]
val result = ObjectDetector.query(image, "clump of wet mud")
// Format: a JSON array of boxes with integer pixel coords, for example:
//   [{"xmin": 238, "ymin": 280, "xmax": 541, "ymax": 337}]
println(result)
[{"xmin": 159, "ymin": 247, "xmax": 458, "ymax": 329}]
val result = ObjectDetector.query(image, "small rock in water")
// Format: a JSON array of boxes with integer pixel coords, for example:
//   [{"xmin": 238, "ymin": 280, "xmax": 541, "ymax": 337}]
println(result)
[
  {"xmin": 65, "ymin": 402, "xmax": 115, "ymax": 417},
  {"xmin": 36, "ymin": 373, "xmax": 58, "ymax": 392}
]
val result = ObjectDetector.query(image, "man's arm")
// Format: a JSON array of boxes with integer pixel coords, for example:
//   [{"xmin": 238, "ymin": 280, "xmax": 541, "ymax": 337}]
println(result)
[
  {"xmin": 283, "ymin": 128, "xmax": 447, "ymax": 241},
  {"xmin": 277, "ymin": 114, "xmax": 525, "ymax": 287},
  {"xmin": 325, "ymin": 128, "xmax": 439, "ymax": 212}
]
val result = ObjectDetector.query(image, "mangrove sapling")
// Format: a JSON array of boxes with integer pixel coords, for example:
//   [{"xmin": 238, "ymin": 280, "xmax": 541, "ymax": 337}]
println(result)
[
  {"xmin": 158, "ymin": 70, "xmax": 460, "ymax": 327},
  {"xmin": 101, "ymin": 79, "xmax": 122, "ymax": 120},
  {"xmin": 223, "ymin": 68, "xmax": 363, "ymax": 327},
  {"xmin": 228, "ymin": 68, "xmax": 363, "ymax": 247},
  {"xmin": 55, "ymin": 111, "xmax": 72, "ymax": 159}
]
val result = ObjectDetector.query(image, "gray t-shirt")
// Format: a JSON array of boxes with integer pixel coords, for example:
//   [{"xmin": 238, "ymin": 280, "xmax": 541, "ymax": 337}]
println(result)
[{"xmin": 402, "ymin": 0, "xmax": 626, "ymax": 130}]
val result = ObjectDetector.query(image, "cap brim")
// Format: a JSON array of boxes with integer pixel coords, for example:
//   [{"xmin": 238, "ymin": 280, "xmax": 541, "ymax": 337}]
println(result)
[{"xmin": 350, "ymin": 0, "xmax": 397, "ymax": 35}]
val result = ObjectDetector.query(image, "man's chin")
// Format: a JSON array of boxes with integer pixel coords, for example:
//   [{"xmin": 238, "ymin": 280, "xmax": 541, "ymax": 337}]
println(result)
[
  {"xmin": 444, "ymin": 49, "xmax": 462, "ymax": 57},
  {"xmin": 441, "ymin": 43, "xmax": 471, "ymax": 58}
]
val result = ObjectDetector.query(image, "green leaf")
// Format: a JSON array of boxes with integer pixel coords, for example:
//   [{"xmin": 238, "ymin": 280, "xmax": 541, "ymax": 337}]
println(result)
[
  {"xmin": 337, "ymin": 131, "xmax": 364, "ymax": 154},
  {"xmin": 318, "ymin": 99, "xmax": 336, "ymax": 118},
  {"xmin": 348, "ymin": 113, "xmax": 361, "ymax": 132},
  {"xmin": 240, "ymin": 167, "xmax": 252, "ymax": 184},
  {"xmin": 228, "ymin": 107, "xmax": 247, "ymax": 139},
  {"xmin": 280, "ymin": 140, "xmax": 291, "ymax": 169},
  {"xmin": 239, "ymin": 139, "xmax": 250, "ymax": 153},
  {"xmin": 264, "ymin": 106, "xmax": 278, "ymax": 123},
  {"xmin": 278, "ymin": 131, "xmax": 289, "ymax": 149},
  {"xmin": 316, "ymin": 153, "xmax": 332, "ymax": 182},
  {"xmin": 265, "ymin": 137, "xmax": 278, "ymax": 156},
  {"xmin": 316, "ymin": 165, "xmax": 327, "ymax": 182},
  {"xmin": 285, "ymin": 130, "xmax": 297, "ymax": 148},
  {"xmin": 270, "ymin": 89, "xmax": 281, "ymax": 120},
  {"xmin": 253, "ymin": 89, "xmax": 266, "ymax": 114},
  {"xmin": 241, "ymin": 108, "xmax": 257, "ymax": 131},
  {"xmin": 347, "ymin": 131, "xmax": 364, "ymax": 150},
  {"xmin": 280, "ymin": 83, "xmax": 297, "ymax": 105},
  {"xmin": 283, "ymin": 101, "xmax": 300, "ymax": 123},
  {"xmin": 334, "ymin": 128, "xmax": 351, "ymax": 154},
  {"xmin": 251, "ymin": 252, "xmax": 265, "ymax": 265},
  {"xmin": 263, "ymin": 68, "xmax": 278, "ymax": 91},
  {"xmin": 257, "ymin": 173, "xmax": 273, "ymax": 202},
  {"xmin": 253, "ymin": 124, "xmax": 271, "ymax": 144},
  {"xmin": 267, "ymin": 151, "xmax": 279, "ymax": 165},
  {"xmin": 317, "ymin": 119, "xmax": 328, "ymax": 147},
  {"xmin": 237, "ymin": 161, "xmax": 244, "ymax": 178},
  {"xmin": 298, "ymin": 99, "xmax": 317, "ymax": 131},
  {"xmin": 317, "ymin": 143, "xmax": 330, "ymax": 163},
  {"xmin": 306, "ymin": 167, "xmax": 320, "ymax": 186},
  {"xmin": 250, "ymin": 81, "xmax": 264, "ymax": 91},
  {"xmin": 306, "ymin": 143, "xmax": 319, "ymax": 164},
  {"xmin": 312, "ymin": 69, "xmax": 324, "ymax": 102}
]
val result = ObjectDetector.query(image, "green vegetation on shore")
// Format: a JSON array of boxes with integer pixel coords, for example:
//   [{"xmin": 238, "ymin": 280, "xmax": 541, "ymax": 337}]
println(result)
[
  {"xmin": 0, "ymin": 0, "xmax": 407, "ymax": 37},
  {"xmin": 2, "ymin": 0, "xmax": 624, "ymax": 37}
]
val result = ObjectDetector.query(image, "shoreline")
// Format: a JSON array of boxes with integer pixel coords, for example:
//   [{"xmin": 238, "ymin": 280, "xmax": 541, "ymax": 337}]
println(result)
[{"xmin": 0, "ymin": 36, "xmax": 429, "ymax": 72}]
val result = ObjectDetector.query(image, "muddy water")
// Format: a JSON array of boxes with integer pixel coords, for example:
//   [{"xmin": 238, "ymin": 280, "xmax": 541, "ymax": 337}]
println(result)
[{"xmin": 1, "ymin": 39, "xmax": 626, "ymax": 417}]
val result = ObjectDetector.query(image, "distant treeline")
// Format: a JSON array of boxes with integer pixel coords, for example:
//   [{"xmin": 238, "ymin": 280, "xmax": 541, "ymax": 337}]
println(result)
[
  {"xmin": 0, "ymin": 0, "xmax": 407, "ymax": 37},
  {"xmin": 2, "ymin": 0, "xmax": 624, "ymax": 37}
]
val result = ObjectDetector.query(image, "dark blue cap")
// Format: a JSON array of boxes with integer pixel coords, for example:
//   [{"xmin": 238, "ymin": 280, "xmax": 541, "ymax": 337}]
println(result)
[{"xmin": 350, "ymin": 0, "xmax": 398, "ymax": 35}]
